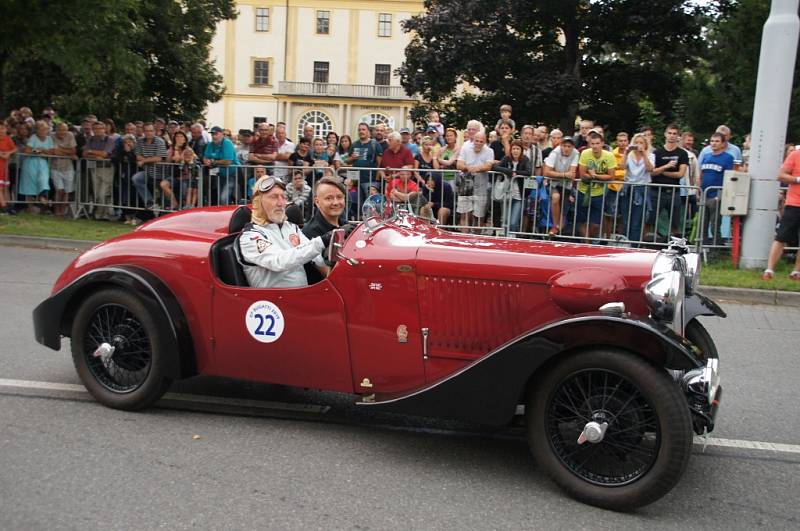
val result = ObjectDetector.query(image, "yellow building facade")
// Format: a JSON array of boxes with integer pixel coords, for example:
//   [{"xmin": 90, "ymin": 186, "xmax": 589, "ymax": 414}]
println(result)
[{"xmin": 206, "ymin": 0, "xmax": 424, "ymax": 139}]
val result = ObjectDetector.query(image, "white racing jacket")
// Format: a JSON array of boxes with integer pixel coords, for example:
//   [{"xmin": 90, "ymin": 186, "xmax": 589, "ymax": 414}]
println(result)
[{"xmin": 238, "ymin": 221, "xmax": 326, "ymax": 288}]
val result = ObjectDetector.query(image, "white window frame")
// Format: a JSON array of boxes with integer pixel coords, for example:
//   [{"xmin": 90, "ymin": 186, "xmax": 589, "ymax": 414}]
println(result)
[{"xmin": 378, "ymin": 13, "xmax": 392, "ymax": 38}]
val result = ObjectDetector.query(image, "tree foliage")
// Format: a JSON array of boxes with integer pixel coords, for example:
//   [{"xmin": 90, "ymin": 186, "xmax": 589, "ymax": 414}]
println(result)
[
  {"xmin": 400, "ymin": 0, "xmax": 709, "ymax": 135},
  {"xmin": 0, "ymin": 0, "xmax": 236, "ymax": 123},
  {"xmin": 681, "ymin": 0, "xmax": 800, "ymax": 144}
]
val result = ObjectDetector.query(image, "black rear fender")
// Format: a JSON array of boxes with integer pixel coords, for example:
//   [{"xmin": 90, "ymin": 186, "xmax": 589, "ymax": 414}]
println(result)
[
  {"xmin": 33, "ymin": 266, "xmax": 196, "ymax": 379},
  {"xmin": 360, "ymin": 315, "xmax": 703, "ymax": 427}
]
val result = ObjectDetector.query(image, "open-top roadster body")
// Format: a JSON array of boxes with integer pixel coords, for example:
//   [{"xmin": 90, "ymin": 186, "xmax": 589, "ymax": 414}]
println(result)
[{"xmin": 34, "ymin": 205, "xmax": 724, "ymax": 510}]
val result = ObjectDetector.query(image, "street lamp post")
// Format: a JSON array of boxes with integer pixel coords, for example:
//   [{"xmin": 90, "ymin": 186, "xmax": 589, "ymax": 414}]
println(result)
[{"xmin": 740, "ymin": 0, "xmax": 800, "ymax": 269}]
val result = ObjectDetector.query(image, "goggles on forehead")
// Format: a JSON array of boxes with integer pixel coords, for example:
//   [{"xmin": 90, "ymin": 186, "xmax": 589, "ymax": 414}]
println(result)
[{"xmin": 255, "ymin": 175, "xmax": 286, "ymax": 193}]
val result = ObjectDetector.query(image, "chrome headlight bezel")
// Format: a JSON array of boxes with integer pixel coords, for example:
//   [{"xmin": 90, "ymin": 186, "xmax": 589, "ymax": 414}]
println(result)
[
  {"xmin": 645, "ymin": 269, "xmax": 686, "ymax": 335},
  {"xmin": 683, "ymin": 252, "xmax": 701, "ymax": 295}
]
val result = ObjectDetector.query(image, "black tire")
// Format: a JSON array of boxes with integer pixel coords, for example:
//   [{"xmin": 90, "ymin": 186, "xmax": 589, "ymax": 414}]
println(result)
[
  {"xmin": 71, "ymin": 288, "xmax": 172, "ymax": 410},
  {"xmin": 685, "ymin": 319, "xmax": 718, "ymax": 361},
  {"xmin": 526, "ymin": 349, "xmax": 693, "ymax": 511}
]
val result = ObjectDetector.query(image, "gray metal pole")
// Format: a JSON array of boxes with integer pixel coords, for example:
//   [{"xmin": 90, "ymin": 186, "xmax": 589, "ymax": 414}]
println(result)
[{"xmin": 740, "ymin": 0, "xmax": 800, "ymax": 269}]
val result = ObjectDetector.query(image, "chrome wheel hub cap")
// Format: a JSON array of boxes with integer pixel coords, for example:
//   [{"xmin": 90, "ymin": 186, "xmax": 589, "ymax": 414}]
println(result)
[{"xmin": 577, "ymin": 421, "xmax": 608, "ymax": 445}]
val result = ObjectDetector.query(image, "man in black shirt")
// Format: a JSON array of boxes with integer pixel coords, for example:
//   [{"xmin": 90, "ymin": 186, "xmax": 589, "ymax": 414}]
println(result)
[
  {"xmin": 373, "ymin": 123, "xmax": 389, "ymax": 152},
  {"xmin": 302, "ymin": 177, "xmax": 352, "ymax": 283},
  {"xmin": 489, "ymin": 120, "xmax": 513, "ymax": 160},
  {"xmin": 648, "ymin": 124, "xmax": 689, "ymax": 238},
  {"xmin": 573, "ymin": 119, "xmax": 593, "ymax": 151},
  {"xmin": 288, "ymin": 138, "xmax": 315, "ymax": 186}
]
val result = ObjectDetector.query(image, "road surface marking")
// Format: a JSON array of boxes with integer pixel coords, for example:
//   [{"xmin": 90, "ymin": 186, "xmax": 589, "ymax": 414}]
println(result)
[
  {"xmin": 696, "ymin": 437, "xmax": 800, "ymax": 455},
  {"xmin": 2, "ymin": 378, "xmax": 800, "ymax": 455},
  {"xmin": 0, "ymin": 377, "xmax": 329, "ymax": 415},
  {"xmin": 0, "ymin": 379, "xmax": 85, "ymax": 393}
]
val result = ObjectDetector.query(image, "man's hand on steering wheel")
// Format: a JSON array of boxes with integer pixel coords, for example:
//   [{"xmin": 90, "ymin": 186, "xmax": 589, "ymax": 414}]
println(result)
[{"xmin": 320, "ymin": 223, "xmax": 355, "ymax": 249}]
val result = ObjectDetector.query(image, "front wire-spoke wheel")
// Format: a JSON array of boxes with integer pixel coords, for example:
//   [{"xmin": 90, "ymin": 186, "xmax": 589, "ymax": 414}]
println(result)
[
  {"xmin": 685, "ymin": 318, "xmax": 718, "ymax": 362},
  {"xmin": 72, "ymin": 289, "xmax": 172, "ymax": 410},
  {"xmin": 547, "ymin": 368, "xmax": 659, "ymax": 486},
  {"xmin": 527, "ymin": 349, "xmax": 692, "ymax": 511},
  {"xmin": 84, "ymin": 303, "xmax": 152, "ymax": 393}
]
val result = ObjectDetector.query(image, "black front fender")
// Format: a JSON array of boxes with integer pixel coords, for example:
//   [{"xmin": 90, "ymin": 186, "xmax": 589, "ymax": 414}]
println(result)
[
  {"xmin": 359, "ymin": 314, "xmax": 704, "ymax": 426},
  {"xmin": 33, "ymin": 266, "xmax": 196, "ymax": 378},
  {"xmin": 685, "ymin": 291, "xmax": 727, "ymax": 322}
]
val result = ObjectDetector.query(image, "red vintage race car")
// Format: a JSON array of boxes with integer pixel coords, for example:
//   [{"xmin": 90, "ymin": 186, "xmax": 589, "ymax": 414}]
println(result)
[{"xmin": 33, "ymin": 205, "xmax": 723, "ymax": 511}]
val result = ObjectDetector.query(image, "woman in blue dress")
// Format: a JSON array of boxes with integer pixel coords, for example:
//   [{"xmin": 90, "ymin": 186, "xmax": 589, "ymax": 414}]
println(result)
[{"xmin": 19, "ymin": 120, "xmax": 54, "ymax": 212}]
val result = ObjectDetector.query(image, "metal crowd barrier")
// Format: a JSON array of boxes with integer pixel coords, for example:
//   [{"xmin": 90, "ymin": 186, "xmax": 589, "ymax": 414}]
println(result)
[
  {"xmin": 8, "ymin": 152, "xmax": 78, "ymax": 216},
  {"xmin": 696, "ymin": 185, "xmax": 732, "ymax": 251},
  {"xmin": 333, "ymin": 166, "xmax": 505, "ymax": 235},
  {"xmin": 505, "ymin": 177, "xmax": 700, "ymax": 248},
  {"xmin": 6, "ymin": 154, "xmax": 799, "ymax": 260}
]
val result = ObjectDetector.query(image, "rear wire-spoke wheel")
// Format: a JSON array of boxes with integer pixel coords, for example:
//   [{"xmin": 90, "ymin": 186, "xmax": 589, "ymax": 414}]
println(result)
[
  {"xmin": 527, "ymin": 349, "xmax": 692, "ymax": 511},
  {"xmin": 72, "ymin": 289, "xmax": 172, "ymax": 410}
]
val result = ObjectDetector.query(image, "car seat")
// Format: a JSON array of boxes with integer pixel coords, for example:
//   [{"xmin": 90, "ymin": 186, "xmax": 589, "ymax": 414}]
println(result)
[{"xmin": 211, "ymin": 206, "xmax": 252, "ymax": 287}]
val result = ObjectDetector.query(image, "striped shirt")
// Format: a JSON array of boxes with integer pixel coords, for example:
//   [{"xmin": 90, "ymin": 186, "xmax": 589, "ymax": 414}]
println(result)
[{"xmin": 135, "ymin": 137, "xmax": 167, "ymax": 178}]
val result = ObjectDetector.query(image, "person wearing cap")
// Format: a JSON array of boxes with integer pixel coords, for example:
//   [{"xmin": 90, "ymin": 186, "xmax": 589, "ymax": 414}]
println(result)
[
  {"xmin": 425, "ymin": 124, "xmax": 445, "ymax": 148},
  {"xmin": 167, "ymin": 120, "xmax": 179, "ymax": 142},
  {"xmin": 399, "ymin": 128, "xmax": 419, "ymax": 157},
  {"xmin": 203, "ymin": 126, "xmax": 240, "ymax": 204},
  {"xmin": 543, "ymin": 128, "xmax": 563, "ymax": 159},
  {"xmin": 238, "ymin": 175, "xmax": 330, "ymax": 288},
  {"xmin": 154, "ymin": 118, "xmax": 171, "ymax": 146},
  {"xmin": 236, "ymin": 129, "xmax": 253, "ymax": 165},
  {"xmin": 542, "ymin": 134, "xmax": 579, "ymax": 235}
]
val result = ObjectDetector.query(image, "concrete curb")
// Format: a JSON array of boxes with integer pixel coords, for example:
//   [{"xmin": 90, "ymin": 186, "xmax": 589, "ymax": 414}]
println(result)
[
  {"xmin": 697, "ymin": 285, "xmax": 800, "ymax": 308},
  {"xmin": 2, "ymin": 235, "xmax": 799, "ymax": 307},
  {"xmin": 0, "ymin": 234, "xmax": 98, "ymax": 251}
]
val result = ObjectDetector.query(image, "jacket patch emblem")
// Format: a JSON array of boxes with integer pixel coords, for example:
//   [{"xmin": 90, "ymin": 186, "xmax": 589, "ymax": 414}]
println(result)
[
  {"xmin": 288, "ymin": 234, "xmax": 301, "ymax": 247},
  {"xmin": 256, "ymin": 239, "xmax": 270, "ymax": 253}
]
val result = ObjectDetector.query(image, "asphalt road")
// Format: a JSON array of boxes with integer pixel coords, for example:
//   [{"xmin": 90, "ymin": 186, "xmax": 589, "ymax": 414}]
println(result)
[{"xmin": 1, "ymin": 246, "xmax": 799, "ymax": 530}]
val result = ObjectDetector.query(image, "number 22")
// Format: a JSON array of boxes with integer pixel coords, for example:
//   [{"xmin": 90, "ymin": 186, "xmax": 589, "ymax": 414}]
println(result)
[{"xmin": 254, "ymin": 314, "xmax": 276, "ymax": 336}]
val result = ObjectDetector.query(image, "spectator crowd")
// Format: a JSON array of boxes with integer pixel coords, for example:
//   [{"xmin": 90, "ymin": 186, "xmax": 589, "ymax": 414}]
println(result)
[{"xmin": 0, "ymin": 104, "xmax": 796, "ymax": 257}]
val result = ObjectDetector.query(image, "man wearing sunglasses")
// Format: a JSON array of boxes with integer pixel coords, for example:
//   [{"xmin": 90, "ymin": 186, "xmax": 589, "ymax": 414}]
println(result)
[{"xmin": 238, "ymin": 175, "xmax": 331, "ymax": 288}]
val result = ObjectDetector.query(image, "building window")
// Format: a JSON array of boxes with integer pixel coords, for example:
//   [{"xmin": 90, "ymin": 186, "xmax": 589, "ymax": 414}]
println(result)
[
  {"xmin": 253, "ymin": 59, "xmax": 270, "ymax": 85},
  {"xmin": 255, "ymin": 8, "xmax": 270, "ymax": 32},
  {"xmin": 313, "ymin": 61, "xmax": 330, "ymax": 84},
  {"xmin": 360, "ymin": 113, "xmax": 390, "ymax": 129},
  {"xmin": 374, "ymin": 64, "xmax": 391, "ymax": 86},
  {"xmin": 297, "ymin": 110, "xmax": 333, "ymax": 140},
  {"xmin": 374, "ymin": 64, "xmax": 391, "ymax": 97},
  {"xmin": 316, "ymin": 10, "xmax": 330, "ymax": 34},
  {"xmin": 378, "ymin": 14, "xmax": 392, "ymax": 37}
]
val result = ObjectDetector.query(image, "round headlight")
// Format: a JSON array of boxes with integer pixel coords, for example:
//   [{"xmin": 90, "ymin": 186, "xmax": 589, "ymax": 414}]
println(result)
[{"xmin": 645, "ymin": 270, "xmax": 685, "ymax": 334}]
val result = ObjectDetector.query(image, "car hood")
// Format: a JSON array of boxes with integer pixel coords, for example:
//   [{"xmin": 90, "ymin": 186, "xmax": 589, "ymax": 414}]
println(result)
[{"xmin": 416, "ymin": 230, "xmax": 657, "ymax": 289}]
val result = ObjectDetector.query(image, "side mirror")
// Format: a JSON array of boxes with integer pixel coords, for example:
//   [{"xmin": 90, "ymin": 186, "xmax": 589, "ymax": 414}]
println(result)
[{"xmin": 327, "ymin": 228, "xmax": 346, "ymax": 263}]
